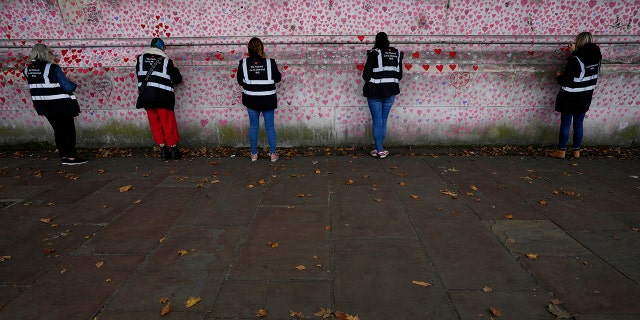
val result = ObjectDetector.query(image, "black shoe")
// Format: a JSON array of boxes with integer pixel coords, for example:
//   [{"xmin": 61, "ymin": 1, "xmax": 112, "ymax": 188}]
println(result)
[
  {"xmin": 160, "ymin": 146, "xmax": 170, "ymax": 160},
  {"xmin": 62, "ymin": 157, "xmax": 88, "ymax": 165},
  {"xmin": 170, "ymin": 146, "xmax": 181, "ymax": 160}
]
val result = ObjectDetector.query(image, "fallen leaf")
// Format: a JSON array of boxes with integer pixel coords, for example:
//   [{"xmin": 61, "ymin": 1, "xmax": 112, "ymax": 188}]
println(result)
[
  {"xmin": 47, "ymin": 202, "xmax": 55, "ymax": 206},
  {"xmin": 440, "ymin": 189, "xmax": 459, "ymax": 198},
  {"xmin": 59, "ymin": 268, "xmax": 66, "ymax": 273},
  {"xmin": 105, "ymin": 278, "xmax": 111, "ymax": 282},
  {"xmin": 296, "ymin": 193, "xmax": 305, "ymax": 197},
  {"xmin": 547, "ymin": 303, "xmax": 572, "ymax": 319},
  {"xmin": 482, "ymin": 285, "xmax": 493, "ymax": 292},
  {"xmin": 256, "ymin": 308, "xmax": 268, "ymax": 318},
  {"xmin": 550, "ymin": 298, "xmax": 562, "ymax": 305},
  {"xmin": 295, "ymin": 265, "xmax": 306, "ymax": 271},
  {"xmin": 489, "ymin": 306, "xmax": 503, "ymax": 317},
  {"xmin": 95, "ymin": 261, "xmax": 104, "ymax": 268},
  {"xmin": 412, "ymin": 280, "xmax": 432, "ymax": 287},
  {"xmin": 289, "ymin": 309, "xmax": 304, "ymax": 318},
  {"xmin": 266, "ymin": 242, "xmax": 279, "ymax": 248},
  {"xmin": 247, "ymin": 184, "xmax": 255, "ymax": 188},
  {"xmin": 257, "ymin": 179, "xmax": 266, "ymax": 185},
  {"xmin": 177, "ymin": 249, "xmax": 189, "ymax": 256},
  {"xmin": 470, "ymin": 185, "xmax": 478, "ymax": 190},
  {"xmin": 345, "ymin": 179, "xmax": 354, "ymax": 185},
  {"xmin": 40, "ymin": 218, "xmax": 52, "ymax": 223},
  {"xmin": 504, "ymin": 214, "xmax": 514, "ymax": 219},
  {"xmin": 314, "ymin": 307, "xmax": 333, "ymax": 318},
  {"xmin": 539, "ymin": 200, "xmax": 548, "ymax": 205},
  {"xmin": 97, "ymin": 169, "xmax": 105, "ymax": 174},
  {"xmin": 314, "ymin": 169, "xmax": 321, "ymax": 174},
  {"xmin": 346, "ymin": 315, "xmax": 361, "ymax": 320},
  {"xmin": 118, "ymin": 185, "xmax": 133, "ymax": 192},
  {"xmin": 526, "ymin": 253, "xmax": 538, "ymax": 260},
  {"xmin": 410, "ymin": 194, "xmax": 420, "ymax": 199},
  {"xmin": 102, "ymin": 204, "xmax": 109, "ymax": 208},
  {"xmin": 161, "ymin": 302, "xmax": 172, "ymax": 316},
  {"xmin": 398, "ymin": 181, "xmax": 405, "ymax": 186},
  {"xmin": 184, "ymin": 296, "xmax": 201, "ymax": 308},
  {"xmin": 374, "ymin": 198, "xmax": 382, "ymax": 202},
  {"xmin": 43, "ymin": 248, "xmax": 55, "ymax": 255},
  {"xmin": 324, "ymin": 225, "xmax": 331, "ymax": 231},
  {"xmin": 159, "ymin": 297, "xmax": 170, "ymax": 304},
  {"xmin": 133, "ymin": 199, "xmax": 142, "ymax": 204}
]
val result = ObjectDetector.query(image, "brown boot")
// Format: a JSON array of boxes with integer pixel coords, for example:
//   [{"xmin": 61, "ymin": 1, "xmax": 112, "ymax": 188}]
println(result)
[
  {"xmin": 546, "ymin": 149, "xmax": 566, "ymax": 159},
  {"xmin": 571, "ymin": 150, "xmax": 580, "ymax": 159}
]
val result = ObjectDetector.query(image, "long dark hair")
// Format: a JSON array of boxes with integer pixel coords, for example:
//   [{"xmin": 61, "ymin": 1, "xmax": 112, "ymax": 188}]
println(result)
[
  {"xmin": 373, "ymin": 32, "xmax": 390, "ymax": 50},
  {"xmin": 247, "ymin": 37, "xmax": 265, "ymax": 58}
]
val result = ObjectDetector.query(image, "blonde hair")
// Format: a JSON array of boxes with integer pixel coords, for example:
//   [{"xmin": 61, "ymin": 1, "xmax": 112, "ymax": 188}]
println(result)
[
  {"xmin": 247, "ymin": 37, "xmax": 265, "ymax": 58},
  {"xmin": 30, "ymin": 43, "xmax": 55, "ymax": 63},
  {"xmin": 574, "ymin": 32, "xmax": 594, "ymax": 51}
]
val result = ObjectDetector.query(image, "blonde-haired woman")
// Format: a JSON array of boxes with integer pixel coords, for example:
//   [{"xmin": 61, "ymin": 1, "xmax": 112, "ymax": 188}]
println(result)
[
  {"xmin": 236, "ymin": 37, "xmax": 282, "ymax": 162},
  {"xmin": 547, "ymin": 32, "xmax": 602, "ymax": 159},
  {"xmin": 24, "ymin": 43, "xmax": 87, "ymax": 165}
]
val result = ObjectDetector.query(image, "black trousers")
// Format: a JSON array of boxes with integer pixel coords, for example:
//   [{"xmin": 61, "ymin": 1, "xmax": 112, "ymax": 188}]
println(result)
[{"xmin": 45, "ymin": 115, "xmax": 77, "ymax": 158}]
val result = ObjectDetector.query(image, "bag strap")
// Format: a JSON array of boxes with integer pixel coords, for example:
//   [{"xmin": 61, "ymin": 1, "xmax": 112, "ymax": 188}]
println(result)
[{"xmin": 139, "ymin": 56, "xmax": 163, "ymax": 94}]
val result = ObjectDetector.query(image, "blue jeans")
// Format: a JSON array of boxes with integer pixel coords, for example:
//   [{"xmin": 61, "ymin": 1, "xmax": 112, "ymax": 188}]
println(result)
[
  {"xmin": 247, "ymin": 108, "xmax": 277, "ymax": 154},
  {"xmin": 559, "ymin": 112, "xmax": 585, "ymax": 150},
  {"xmin": 367, "ymin": 96, "xmax": 395, "ymax": 151}
]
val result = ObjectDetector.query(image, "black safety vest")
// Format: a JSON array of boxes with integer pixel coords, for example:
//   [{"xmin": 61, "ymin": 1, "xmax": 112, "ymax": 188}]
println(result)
[
  {"xmin": 24, "ymin": 61, "xmax": 80, "ymax": 116},
  {"xmin": 136, "ymin": 54, "xmax": 177, "ymax": 109},
  {"xmin": 368, "ymin": 48, "xmax": 402, "ymax": 84},
  {"xmin": 238, "ymin": 57, "xmax": 280, "ymax": 111},
  {"xmin": 559, "ymin": 56, "xmax": 600, "ymax": 94}
]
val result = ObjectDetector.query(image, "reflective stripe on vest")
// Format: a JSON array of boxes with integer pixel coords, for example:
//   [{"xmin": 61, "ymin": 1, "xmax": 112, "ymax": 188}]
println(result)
[
  {"xmin": 369, "ymin": 48, "xmax": 401, "ymax": 84},
  {"xmin": 242, "ymin": 58, "xmax": 274, "ymax": 85},
  {"xmin": 561, "ymin": 56, "xmax": 599, "ymax": 93},
  {"xmin": 137, "ymin": 55, "xmax": 174, "ymax": 92},
  {"xmin": 26, "ymin": 63, "xmax": 76, "ymax": 101}
]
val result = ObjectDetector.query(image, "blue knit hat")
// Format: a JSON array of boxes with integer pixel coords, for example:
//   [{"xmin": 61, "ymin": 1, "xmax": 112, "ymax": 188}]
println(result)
[{"xmin": 150, "ymin": 38, "xmax": 165, "ymax": 50}]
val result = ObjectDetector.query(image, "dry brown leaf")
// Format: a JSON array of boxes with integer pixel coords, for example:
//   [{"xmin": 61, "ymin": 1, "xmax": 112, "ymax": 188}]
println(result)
[
  {"xmin": 177, "ymin": 249, "xmax": 189, "ymax": 256},
  {"xmin": 118, "ymin": 185, "xmax": 133, "ymax": 192},
  {"xmin": 257, "ymin": 179, "xmax": 266, "ymax": 185},
  {"xmin": 289, "ymin": 309, "xmax": 304, "ymax": 318},
  {"xmin": 95, "ymin": 261, "xmax": 104, "ymax": 269},
  {"xmin": 345, "ymin": 179, "xmax": 354, "ymax": 185},
  {"xmin": 410, "ymin": 194, "xmax": 420, "ymax": 199},
  {"xmin": 335, "ymin": 311, "xmax": 348, "ymax": 320},
  {"xmin": 256, "ymin": 308, "xmax": 268, "ymax": 318},
  {"xmin": 550, "ymin": 298, "xmax": 562, "ymax": 305},
  {"xmin": 482, "ymin": 285, "xmax": 493, "ymax": 292},
  {"xmin": 59, "ymin": 268, "xmax": 66, "ymax": 273},
  {"xmin": 46, "ymin": 202, "xmax": 55, "ymax": 206},
  {"xmin": 489, "ymin": 306, "xmax": 503, "ymax": 317},
  {"xmin": 539, "ymin": 200, "xmax": 548, "ymax": 205},
  {"xmin": 159, "ymin": 297, "xmax": 170, "ymax": 304},
  {"xmin": 102, "ymin": 204, "xmax": 109, "ymax": 208},
  {"xmin": 296, "ymin": 193, "xmax": 305, "ymax": 197},
  {"xmin": 398, "ymin": 181, "xmax": 405, "ymax": 186},
  {"xmin": 314, "ymin": 169, "xmax": 321, "ymax": 174},
  {"xmin": 247, "ymin": 184, "xmax": 255, "ymax": 188},
  {"xmin": 0, "ymin": 255, "xmax": 10, "ymax": 263},
  {"xmin": 266, "ymin": 242, "xmax": 279, "ymax": 248},
  {"xmin": 412, "ymin": 280, "xmax": 432, "ymax": 287},
  {"xmin": 470, "ymin": 185, "xmax": 478, "ymax": 190},
  {"xmin": 133, "ymin": 199, "xmax": 142, "ymax": 204},
  {"xmin": 440, "ymin": 189, "xmax": 459, "ymax": 198},
  {"xmin": 324, "ymin": 225, "xmax": 331, "ymax": 231},
  {"xmin": 43, "ymin": 248, "xmax": 55, "ymax": 255},
  {"xmin": 160, "ymin": 302, "xmax": 172, "ymax": 316},
  {"xmin": 184, "ymin": 296, "xmax": 201, "ymax": 308},
  {"xmin": 526, "ymin": 253, "xmax": 539, "ymax": 260},
  {"xmin": 40, "ymin": 218, "xmax": 52, "ymax": 224},
  {"xmin": 105, "ymin": 278, "xmax": 112, "ymax": 282},
  {"xmin": 295, "ymin": 265, "xmax": 306, "ymax": 271},
  {"xmin": 314, "ymin": 307, "xmax": 333, "ymax": 318},
  {"xmin": 97, "ymin": 169, "xmax": 105, "ymax": 174},
  {"xmin": 504, "ymin": 214, "xmax": 514, "ymax": 219}
]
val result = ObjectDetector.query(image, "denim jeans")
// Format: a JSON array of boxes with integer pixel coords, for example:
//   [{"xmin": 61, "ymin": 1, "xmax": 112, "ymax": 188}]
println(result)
[
  {"xmin": 367, "ymin": 96, "xmax": 396, "ymax": 151},
  {"xmin": 559, "ymin": 112, "xmax": 585, "ymax": 150},
  {"xmin": 247, "ymin": 108, "xmax": 277, "ymax": 154}
]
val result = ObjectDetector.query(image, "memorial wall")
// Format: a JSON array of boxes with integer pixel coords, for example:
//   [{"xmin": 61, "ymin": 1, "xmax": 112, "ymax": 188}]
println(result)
[{"xmin": 1, "ymin": 0, "xmax": 638, "ymax": 147}]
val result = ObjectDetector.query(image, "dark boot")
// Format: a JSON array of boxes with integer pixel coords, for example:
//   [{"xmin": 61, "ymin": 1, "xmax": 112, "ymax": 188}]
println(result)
[
  {"xmin": 170, "ymin": 146, "xmax": 181, "ymax": 160},
  {"xmin": 160, "ymin": 146, "xmax": 170, "ymax": 160}
]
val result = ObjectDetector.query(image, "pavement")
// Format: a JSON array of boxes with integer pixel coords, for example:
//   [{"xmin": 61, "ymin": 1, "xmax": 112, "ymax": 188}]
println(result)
[{"xmin": 1, "ymin": 147, "xmax": 639, "ymax": 320}]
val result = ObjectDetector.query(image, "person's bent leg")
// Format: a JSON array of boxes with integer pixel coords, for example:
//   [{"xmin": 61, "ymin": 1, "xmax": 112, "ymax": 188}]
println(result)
[
  {"xmin": 263, "ymin": 109, "xmax": 277, "ymax": 155},
  {"xmin": 46, "ymin": 115, "xmax": 76, "ymax": 158},
  {"xmin": 247, "ymin": 108, "xmax": 260, "ymax": 155},
  {"xmin": 146, "ymin": 108, "xmax": 166, "ymax": 145}
]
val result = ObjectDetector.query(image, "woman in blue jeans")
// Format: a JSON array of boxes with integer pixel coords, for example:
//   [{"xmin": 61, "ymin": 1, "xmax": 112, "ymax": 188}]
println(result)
[
  {"xmin": 547, "ymin": 32, "xmax": 601, "ymax": 159},
  {"xmin": 362, "ymin": 32, "xmax": 403, "ymax": 159},
  {"xmin": 237, "ymin": 38, "xmax": 282, "ymax": 162}
]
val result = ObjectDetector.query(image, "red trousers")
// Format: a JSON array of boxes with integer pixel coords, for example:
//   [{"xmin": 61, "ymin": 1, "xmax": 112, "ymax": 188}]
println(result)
[{"xmin": 146, "ymin": 108, "xmax": 179, "ymax": 146}]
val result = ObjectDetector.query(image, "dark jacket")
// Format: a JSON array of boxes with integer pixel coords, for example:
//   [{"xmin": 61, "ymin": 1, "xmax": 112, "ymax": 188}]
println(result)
[
  {"xmin": 135, "ymin": 49, "xmax": 182, "ymax": 110},
  {"xmin": 555, "ymin": 43, "xmax": 602, "ymax": 113},
  {"xmin": 362, "ymin": 47, "xmax": 403, "ymax": 99},
  {"xmin": 24, "ymin": 60, "xmax": 80, "ymax": 116},
  {"xmin": 237, "ymin": 54, "xmax": 282, "ymax": 111}
]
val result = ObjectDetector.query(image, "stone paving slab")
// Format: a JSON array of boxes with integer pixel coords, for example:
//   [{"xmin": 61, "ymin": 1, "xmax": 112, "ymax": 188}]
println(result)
[{"xmin": 1, "ymin": 153, "xmax": 639, "ymax": 320}]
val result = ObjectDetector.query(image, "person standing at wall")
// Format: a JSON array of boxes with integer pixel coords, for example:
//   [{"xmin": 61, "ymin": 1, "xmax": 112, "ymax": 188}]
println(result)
[
  {"xmin": 362, "ymin": 32, "xmax": 403, "ymax": 159},
  {"xmin": 237, "ymin": 37, "xmax": 282, "ymax": 162},
  {"xmin": 547, "ymin": 32, "xmax": 602, "ymax": 159},
  {"xmin": 136, "ymin": 38, "xmax": 183, "ymax": 160},
  {"xmin": 24, "ymin": 44, "xmax": 88, "ymax": 165}
]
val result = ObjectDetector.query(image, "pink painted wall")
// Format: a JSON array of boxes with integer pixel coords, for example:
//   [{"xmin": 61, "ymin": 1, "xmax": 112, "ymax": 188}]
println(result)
[{"xmin": 1, "ymin": 0, "xmax": 639, "ymax": 147}]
